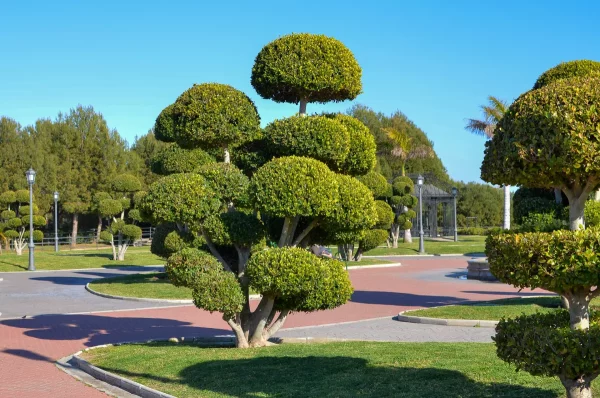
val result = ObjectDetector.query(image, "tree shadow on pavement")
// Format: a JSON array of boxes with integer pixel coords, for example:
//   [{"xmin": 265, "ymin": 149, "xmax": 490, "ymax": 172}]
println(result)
[
  {"xmin": 351, "ymin": 291, "xmax": 469, "ymax": 307},
  {"xmin": 96, "ymin": 353, "xmax": 561, "ymax": 398},
  {"xmin": 1, "ymin": 314, "xmax": 231, "ymax": 347},
  {"xmin": 462, "ymin": 290, "xmax": 555, "ymax": 297}
]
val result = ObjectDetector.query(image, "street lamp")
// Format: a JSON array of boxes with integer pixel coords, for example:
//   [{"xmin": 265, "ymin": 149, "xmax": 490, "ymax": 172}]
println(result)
[
  {"xmin": 54, "ymin": 191, "xmax": 59, "ymax": 252},
  {"xmin": 25, "ymin": 168, "xmax": 36, "ymax": 271},
  {"xmin": 417, "ymin": 175, "xmax": 425, "ymax": 254},
  {"xmin": 452, "ymin": 187, "xmax": 458, "ymax": 242}
]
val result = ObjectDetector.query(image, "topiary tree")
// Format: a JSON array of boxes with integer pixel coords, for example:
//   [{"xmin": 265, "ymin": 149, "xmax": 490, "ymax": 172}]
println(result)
[
  {"xmin": 98, "ymin": 174, "xmax": 144, "ymax": 260},
  {"xmin": 533, "ymin": 60, "xmax": 600, "ymax": 90},
  {"xmin": 389, "ymin": 176, "xmax": 418, "ymax": 246},
  {"xmin": 251, "ymin": 33, "xmax": 362, "ymax": 115},
  {"xmin": 0, "ymin": 194, "xmax": 45, "ymax": 255},
  {"xmin": 151, "ymin": 145, "xmax": 215, "ymax": 175},
  {"xmin": 357, "ymin": 171, "xmax": 389, "ymax": 199},
  {"xmin": 483, "ymin": 63, "xmax": 600, "ymax": 397},
  {"xmin": 142, "ymin": 34, "xmax": 372, "ymax": 348},
  {"xmin": 354, "ymin": 200, "xmax": 393, "ymax": 261}
]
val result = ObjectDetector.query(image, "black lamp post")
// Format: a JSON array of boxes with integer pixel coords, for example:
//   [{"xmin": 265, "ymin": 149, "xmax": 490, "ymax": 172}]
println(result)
[
  {"xmin": 417, "ymin": 175, "xmax": 425, "ymax": 254},
  {"xmin": 452, "ymin": 187, "xmax": 458, "ymax": 242},
  {"xmin": 54, "ymin": 191, "xmax": 59, "ymax": 252},
  {"xmin": 26, "ymin": 168, "xmax": 36, "ymax": 271}
]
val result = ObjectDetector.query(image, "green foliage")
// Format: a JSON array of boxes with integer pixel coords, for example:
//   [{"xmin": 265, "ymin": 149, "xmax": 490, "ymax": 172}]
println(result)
[
  {"xmin": 91, "ymin": 192, "xmax": 111, "ymax": 210},
  {"xmin": 197, "ymin": 163, "xmax": 250, "ymax": 206},
  {"xmin": 323, "ymin": 113, "xmax": 376, "ymax": 175},
  {"xmin": 132, "ymin": 191, "xmax": 147, "ymax": 207},
  {"xmin": 203, "ymin": 211, "xmax": 265, "ymax": 248},
  {"xmin": 250, "ymin": 156, "xmax": 339, "ymax": 218},
  {"xmin": 154, "ymin": 104, "xmax": 177, "ymax": 143},
  {"xmin": 15, "ymin": 190, "xmax": 29, "ymax": 203},
  {"xmin": 18, "ymin": 215, "xmax": 45, "ymax": 227},
  {"xmin": 374, "ymin": 200, "xmax": 394, "ymax": 229},
  {"xmin": 18, "ymin": 205, "xmax": 39, "ymax": 217},
  {"xmin": 358, "ymin": 229, "xmax": 389, "ymax": 253},
  {"xmin": 457, "ymin": 227, "xmax": 486, "ymax": 236},
  {"xmin": 251, "ymin": 33, "xmax": 362, "ymax": 105},
  {"xmin": 246, "ymin": 247, "xmax": 353, "ymax": 311},
  {"xmin": 191, "ymin": 267, "xmax": 245, "ymax": 320},
  {"xmin": 8, "ymin": 217, "xmax": 22, "ymax": 229},
  {"xmin": 151, "ymin": 145, "xmax": 214, "ymax": 175},
  {"xmin": 165, "ymin": 248, "xmax": 221, "ymax": 287},
  {"xmin": 533, "ymin": 60, "xmax": 600, "ymax": 90},
  {"xmin": 99, "ymin": 199, "xmax": 123, "ymax": 218},
  {"xmin": 128, "ymin": 208, "xmax": 143, "ymax": 223},
  {"xmin": 1, "ymin": 210, "xmax": 15, "ymax": 220},
  {"xmin": 263, "ymin": 115, "xmax": 350, "ymax": 171},
  {"xmin": 121, "ymin": 224, "xmax": 142, "ymax": 240},
  {"xmin": 482, "ymin": 76, "xmax": 600, "ymax": 188},
  {"xmin": 325, "ymin": 174, "xmax": 377, "ymax": 232},
  {"xmin": 170, "ymin": 83, "xmax": 261, "ymax": 149},
  {"xmin": 119, "ymin": 197, "xmax": 131, "ymax": 210},
  {"xmin": 392, "ymin": 176, "xmax": 414, "ymax": 196},
  {"xmin": 4, "ymin": 229, "xmax": 18, "ymax": 239},
  {"xmin": 141, "ymin": 173, "xmax": 221, "ymax": 225},
  {"xmin": 395, "ymin": 214, "xmax": 412, "ymax": 230},
  {"xmin": 519, "ymin": 213, "xmax": 564, "ymax": 233},
  {"xmin": 585, "ymin": 200, "xmax": 600, "ymax": 227},
  {"xmin": 514, "ymin": 196, "xmax": 560, "ymax": 225},
  {"xmin": 62, "ymin": 201, "xmax": 89, "ymax": 214},
  {"xmin": 99, "ymin": 230, "xmax": 113, "ymax": 243},
  {"xmin": 356, "ymin": 171, "xmax": 389, "ymax": 198},
  {"xmin": 398, "ymin": 195, "xmax": 418, "ymax": 208},
  {"xmin": 454, "ymin": 181, "xmax": 504, "ymax": 228},
  {"xmin": 494, "ymin": 311, "xmax": 600, "ymax": 379},
  {"xmin": 23, "ymin": 230, "xmax": 43, "ymax": 241},
  {"xmin": 112, "ymin": 174, "xmax": 141, "ymax": 193},
  {"xmin": 486, "ymin": 228, "xmax": 600, "ymax": 294},
  {"xmin": 150, "ymin": 223, "xmax": 203, "ymax": 259},
  {"xmin": 0, "ymin": 191, "xmax": 16, "ymax": 205}
]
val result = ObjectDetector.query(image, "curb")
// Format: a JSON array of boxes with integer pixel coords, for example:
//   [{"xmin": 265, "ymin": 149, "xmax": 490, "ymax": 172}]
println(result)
[
  {"xmin": 345, "ymin": 262, "xmax": 401, "ymax": 270},
  {"xmin": 396, "ymin": 312, "xmax": 498, "ymax": 328},
  {"xmin": 85, "ymin": 283, "xmax": 262, "ymax": 303},
  {"xmin": 363, "ymin": 254, "xmax": 483, "ymax": 258}
]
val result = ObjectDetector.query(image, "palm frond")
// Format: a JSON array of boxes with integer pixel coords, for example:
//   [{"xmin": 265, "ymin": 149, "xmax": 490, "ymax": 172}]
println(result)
[
  {"xmin": 465, "ymin": 118, "xmax": 493, "ymax": 138},
  {"xmin": 406, "ymin": 145, "xmax": 434, "ymax": 160}
]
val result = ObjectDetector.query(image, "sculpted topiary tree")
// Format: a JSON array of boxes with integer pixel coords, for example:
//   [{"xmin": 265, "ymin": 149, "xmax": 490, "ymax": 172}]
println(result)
[
  {"xmin": 98, "ymin": 174, "xmax": 143, "ymax": 260},
  {"xmin": 389, "ymin": 176, "xmax": 418, "ymax": 246},
  {"xmin": 0, "ymin": 195, "xmax": 45, "ymax": 255},
  {"xmin": 251, "ymin": 33, "xmax": 362, "ymax": 115},
  {"xmin": 142, "ymin": 34, "xmax": 372, "ymax": 348},
  {"xmin": 483, "ymin": 63, "xmax": 600, "ymax": 397}
]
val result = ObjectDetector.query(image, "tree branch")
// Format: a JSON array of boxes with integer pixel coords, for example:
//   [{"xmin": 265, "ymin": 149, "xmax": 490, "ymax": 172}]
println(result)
[
  {"xmin": 200, "ymin": 227, "xmax": 233, "ymax": 273},
  {"xmin": 278, "ymin": 217, "xmax": 292, "ymax": 247},
  {"xmin": 265, "ymin": 310, "xmax": 290, "ymax": 339},
  {"xmin": 226, "ymin": 317, "xmax": 248, "ymax": 348},
  {"xmin": 287, "ymin": 216, "xmax": 300, "ymax": 246},
  {"xmin": 291, "ymin": 219, "xmax": 319, "ymax": 247}
]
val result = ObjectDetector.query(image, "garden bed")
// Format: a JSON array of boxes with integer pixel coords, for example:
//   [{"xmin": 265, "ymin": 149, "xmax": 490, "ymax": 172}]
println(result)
[
  {"xmin": 364, "ymin": 236, "xmax": 485, "ymax": 256},
  {"xmin": 80, "ymin": 340, "xmax": 587, "ymax": 397}
]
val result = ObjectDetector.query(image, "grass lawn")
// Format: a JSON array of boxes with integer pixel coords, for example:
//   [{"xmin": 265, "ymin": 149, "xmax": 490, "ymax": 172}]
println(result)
[
  {"xmin": 406, "ymin": 296, "xmax": 600, "ymax": 321},
  {"xmin": 0, "ymin": 247, "xmax": 164, "ymax": 272},
  {"xmin": 88, "ymin": 258, "xmax": 393, "ymax": 300},
  {"xmin": 365, "ymin": 235, "xmax": 486, "ymax": 256},
  {"xmin": 82, "ymin": 341, "xmax": 582, "ymax": 397}
]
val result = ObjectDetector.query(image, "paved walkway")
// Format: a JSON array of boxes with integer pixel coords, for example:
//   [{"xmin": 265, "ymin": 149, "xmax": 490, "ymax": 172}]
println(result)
[{"xmin": 0, "ymin": 256, "xmax": 549, "ymax": 397}]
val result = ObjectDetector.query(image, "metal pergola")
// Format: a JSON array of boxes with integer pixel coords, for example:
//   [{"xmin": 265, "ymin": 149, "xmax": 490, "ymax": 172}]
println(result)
[{"xmin": 409, "ymin": 181, "xmax": 457, "ymax": 239}]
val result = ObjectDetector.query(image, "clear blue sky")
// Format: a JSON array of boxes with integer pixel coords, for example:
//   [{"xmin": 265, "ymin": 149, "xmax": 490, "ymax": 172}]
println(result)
[{"xmin": 1, "ymin": 0, "xmax": 599, "ymax": 184}]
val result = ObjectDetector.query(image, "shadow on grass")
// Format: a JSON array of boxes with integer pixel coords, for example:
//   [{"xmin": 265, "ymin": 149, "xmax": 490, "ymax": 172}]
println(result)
[
  {"xmin": 1, "ymin": 314, "xmax": 229, "ymax": 348},
  {"xmin": 0, "ymin": 259, "xmax": 26, "ymax": 270},
  {"xmin": 462, "ymin": 290, "xmax": 556, "ymax": 297},
  {"xmin": 98, "ymin": 352, "xmax": 560, "ymax": 398},
  {"xmin": 351, "ymin": 291, "xmax": 468, "ymax": 307},
  {"xmin": 53, "ymin": 252, "xmax": 114, "ymax": 259}
]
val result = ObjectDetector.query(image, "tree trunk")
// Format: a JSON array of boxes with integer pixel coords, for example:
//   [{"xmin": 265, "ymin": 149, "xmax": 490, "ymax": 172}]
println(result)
[
  {"xmin": 404, "ymin": 228, "xmax": 412, "ymax": 243},
  {"xmin": 71, "ymin": 213, "xmax": 79, "ymax": 247},
  {"xmin": 595, "ymin": 190, "xmax": 600, "ymax": 202},
  {"xmin": 555, "ymin": 188, "xmax": 563, "ymax": 204},
  {"xmin": 503, "ymin": 185, "xmax": 511, "ymax": 230},
  {"xmin": 391, "ymin": 225, "xmax": 399, "ymax": 248},
  {"xmin": 560, "ymin": 375, "xmax": 595, "ymax": 398},
  {"xmin": 569, "ymin": 197, "xmax": 585, "ymax": 231},
  {"xmin": 566, "ymin": 292, "xmax": 590, "ymax": 330},
  {"xmin": 224, "ymin": 147, "xmax": 230, "ymax": 164},
  {"xmin": 299, "ymin": 98, "xmax": 307, "ymax": 116},
  {"xmin": 96, "ymin": 216, "xmax": 102, "ymax": 242},
  {"xmin": 354, "ymin": 249, "xmax": 363, "ymax": 262},
  {"xmin": 248, "ymin": 298, "xmax": 275, "ymax": 347},
  {"xmin": 15, "ymin": 245, "xmax": 22, "ymax": 256}
]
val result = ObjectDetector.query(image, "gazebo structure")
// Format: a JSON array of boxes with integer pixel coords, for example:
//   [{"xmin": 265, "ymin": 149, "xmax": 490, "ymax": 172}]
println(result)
[{"xmin": 410, "ymin": 182, "xmax": 457, "ymax": 239}]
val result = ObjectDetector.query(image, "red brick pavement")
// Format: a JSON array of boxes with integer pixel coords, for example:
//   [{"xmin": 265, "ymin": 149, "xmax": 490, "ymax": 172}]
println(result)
[{"xmin": 0, "ymin": 257, "xmax": 547, "ymax": 397}]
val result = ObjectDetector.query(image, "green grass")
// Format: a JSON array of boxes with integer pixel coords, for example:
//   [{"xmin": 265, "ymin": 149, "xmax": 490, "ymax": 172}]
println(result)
[
  {"xmin": 82, "ymin": 341, "xmax": 584, "ymax": 397},
  {"xmin": 89, "ymin": 258, "xmax": 394, "ymax": 300},
  {"xmin": 407, "ymin": 296, "xmax": 600, "ymax": 321},
  {"xmin": 0, "ymin": 247, "xmax": 164, "ymax": 272},
  {"xmin": 365, "ymin": 235, "xmax": 486, "ymax": 256},
  {"xmin": 89, "ymin": 272, "xmax": 192, "ymax": 300}
]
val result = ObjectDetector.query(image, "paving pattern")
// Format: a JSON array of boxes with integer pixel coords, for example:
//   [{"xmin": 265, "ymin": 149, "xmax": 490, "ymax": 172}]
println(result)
[{"xmin": 0, "ymin": 255, "xmax": 551, "ymax": 397}]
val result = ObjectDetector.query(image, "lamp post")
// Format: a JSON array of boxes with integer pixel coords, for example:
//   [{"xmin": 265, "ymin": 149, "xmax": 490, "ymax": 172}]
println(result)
[
  {"xmin": 26, "ymin": 168, "xmax": 36, "ymax": 271},
  {"xmin": 452, "ymin": 187, "xmax": 458, "ymax": 242},
  {"xmin": 54, "ymin": 191, "xmax": 59, "ymax": 252},
  {"xmin": 417, "ymin": 175, "xmax": 425, "ymax": 254}
]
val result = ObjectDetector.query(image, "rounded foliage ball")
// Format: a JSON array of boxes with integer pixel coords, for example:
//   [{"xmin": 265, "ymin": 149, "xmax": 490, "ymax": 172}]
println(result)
[
  {"xmin": 191, "ymin": 268, "xmax": 245, "ymax": 320},
  {"xmin": 197, "ymin": 163, "xmax": 250, "ymax": 206},
  {"xmin": 141, "ymin": 173, "xmax": 221, "ymax": 225},
  {"xmin": 15, "ymin": 190, "xmax": 29, "ymax": 204},
  {"xmin": 112, "ymin": 174, "xmax": 141, "ymax": 193},
  {"xmin": 99, "ymin": 199, "xmax": 123, "ymax": 218},
  {"xmin": 151, "ymin": 223, "xmax": 203, "ymax": 259},
  {"xmin": 374, "ymin": 200, "xmax": 394, "ymax": 230},
  {"xmin": 154, "ymin": 104, "xmax": 177, "ymax": 143},
  {"xmin": 1, "ymin": 210, "xmax": 15, "ymax": 220},
  {"xmin": 251, "ymin": 33, "xmax": 362, "ymax": 105},
  {"xmin": 326, "ymin": 174, "xmax": 377, "ymax": 232},
  {"xmin": 99, "ymin": 230, "xmax": 113, "ymax": 243},
  {"xmin": 203, "ymin": 211, "xmax": 265, "ymax": 248},
  {"xmin": 250, "ymin": 156, "xmax": 339, "ymax": 218},
  {"xmin": 151, "ymin": 145, "xmax": 214, "ymax": 175},
  {"xmin": 4, "ymin": 229, "xmax": 18, "ymax": 239},
  {"xmin": 121, "ymin": 224, "xmax": 142, "ymax": 240},
  {"xmin": 533, "ymin": 60, "xmax": 600, "ymax": 90},
  {"xmin": 323, "ymin": 113, "xmax": 376, "ymax": 175},
  {"xmin": 171, "ymin": 83, "xmax": 261, "ymax": 149},
  {"xmin": 392, "ymin": 176, "xmax": 414, "ymax": 196},
  {"xmin": 482, "ymin": 76, "xmax": 600, "ymax": 188},
  {"xmin": 357, "ymin": 171, "xmax": 389, "ymax": 198},
  {"xmin": 166, "ymin": 248, "xmax": 221, "ymax": 288},
  {"xmin": 8, "ymin": 217, "xmax": 22, "ymax": 229},
  {"xmin": 62, "ymin": 201, "xmax": 89, "ymax": 214},
  {"xmin": 23, "ymin": 230, "xmax": 44, "ymax": 241},
  {"xmin": 263, "ymin": 115, "xmax": 350, "ymax": 171},
  {"xmin": 359, "ymin": 229, "xmax": 389, "ymax": 253},
  {"xmin": 18, "ymin": 205, "xmax": 39, "ymax": 217},
  {"xmin": 246, "ymin": 247, "xmax": 353, "ymax": 311},
  {"xmin": 0, "ymin": 191, "xmax": 16, "ymax": 205}
]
